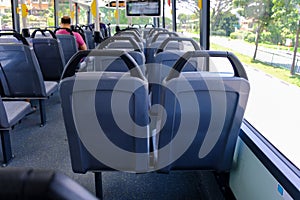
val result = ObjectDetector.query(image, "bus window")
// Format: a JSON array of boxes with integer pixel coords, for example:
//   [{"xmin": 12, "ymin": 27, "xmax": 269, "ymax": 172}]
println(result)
[
  {"xmin": 19, "ymin": 0, "xmax": 54, "ymax": 29},
  {"xmin": 209, "ymin": 0, "xmax": 300, "ymax": 169},
  {"xmin": 0, "ymin": 1, "xmax": 13, "ymax": 29}
]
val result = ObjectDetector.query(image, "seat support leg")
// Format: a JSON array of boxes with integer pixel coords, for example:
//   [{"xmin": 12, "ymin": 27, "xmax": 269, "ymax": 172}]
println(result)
[
  {"xmin": 94, "ymin": 172, "xmax": 103, "ymax": 200},
  {"xmin": 1, "ymin": 130, "xmax": 13, "ymax": 166},
  {"xmin": 39, "ymin": 99, "xmax": 46, "ymax": 126}
]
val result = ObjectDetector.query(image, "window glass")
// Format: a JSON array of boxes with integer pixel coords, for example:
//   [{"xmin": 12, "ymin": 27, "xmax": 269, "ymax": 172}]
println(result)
[
  {"xmin": 0, "ymin": 0, "xmax": 13, "ymax": 29},
  {"xmin": 19, "ymin": 0, "xmax": 54, "ymax": 29},
  {"xmin": 209, "ymin": 0, "xmax": 300, "ymax": 169}
]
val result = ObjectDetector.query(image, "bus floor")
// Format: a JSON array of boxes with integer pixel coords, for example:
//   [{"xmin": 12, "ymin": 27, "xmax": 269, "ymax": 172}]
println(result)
[{"xmin": 0, "ymin": 92, "xmax": 227, "ymax": 200}]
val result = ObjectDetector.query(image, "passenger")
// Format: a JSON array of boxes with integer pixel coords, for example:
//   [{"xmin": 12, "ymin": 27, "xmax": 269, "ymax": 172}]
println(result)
[
  {"xmin": 99, "ymin": 15, "xmax": 108, "ymax": 37},
  {"xmin": 56, "ymin": 16, "xmax": 87, "ymax": 50},
  {"xmin": 89, "ymin": 14, "xmax": 108, "ymax": 37},
  {"xmin": 115, "ymin": 25, "xmax": 121, "ymax": 33}
]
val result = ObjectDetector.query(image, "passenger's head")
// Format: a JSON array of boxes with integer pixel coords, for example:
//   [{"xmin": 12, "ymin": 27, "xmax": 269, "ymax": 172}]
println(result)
[
  {"xmin": 116, "ymin": 25, "xmax": 121, "ymax": 33},
  {"xmin": 60, "ymin": 16, "xmax": 71, "ymax": 28}
]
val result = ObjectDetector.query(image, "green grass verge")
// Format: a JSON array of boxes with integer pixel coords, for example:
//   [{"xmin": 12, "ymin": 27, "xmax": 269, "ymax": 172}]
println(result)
[{"xmin": 211, "ymin": 43, "xmax": 300, "ymax": 87}]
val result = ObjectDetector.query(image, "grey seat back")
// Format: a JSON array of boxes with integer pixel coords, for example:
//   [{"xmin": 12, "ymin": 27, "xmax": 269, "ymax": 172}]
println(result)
[
  {"xmin": 96, "ymin": 37, "xmax": 146, "ymax": 74},
  {"xmin": 84, "ymin": 30, "xmax": 95, "ymax": 49},
  {"xmin": 0, "ymin": 37, "xmax": 21, "ymax": 43},
  {"xmin": 145, "ymin": 28, "xmax": 168, "ymax": 46},
  {"xmin": 56, "ymin": 34, "xmax": 78, "ymax": 64},
  {"xmin": 142, "ymin": 24, "xmax": 155, "ymax": 39},
  {"xmin": 146, "ymin": 32, "xmax": 179, "ymax": 64},
  {"xmin": 115, "ymin": 31, "xmax": 144, "ymax": 50},
  {"xmin": 32, "ymin": 37, "xmax": 66, "ymax": 81},
  {"xmin": 149, "ymin": 37, "xmax": 201, "ymax": 81},
  {"xmin": 0, "ymin": 43, "xmax": 58, "ymax": 126},
  {"xmin": 0, "ymin": 31, "xmax": 30, "ymax": 45},
  {"xmin": 107, "ymin": 41, "xmax": 135, "ymax": 49},
  {"xmin": 146, "ymin": 31, "xmax": 178, "ymax": 48},
  {"xmin": 148, "ymin": 37, "xmax": 201, "ymax": 107},
  {"xmin": 155, "ymin": 51, "xmax": 250, "ymax": 172},
  {"xmin": 0, "ymin": 44, "xmax": 46, "ymax": 97},
  {"xmin": 60, "ymin": 50, "xmax": 149, "ymax": 173}
]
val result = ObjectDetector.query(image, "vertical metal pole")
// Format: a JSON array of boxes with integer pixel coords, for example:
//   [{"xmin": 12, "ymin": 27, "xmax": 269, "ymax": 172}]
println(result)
[
  {"xmin": 94, "ymin": 0, "xmax": 100, "ymax": 31},
  {"xmin": 87, "ymin": 9, "xmax": 91, "ymax": 25},
  {"xmin": 54, "ymin": 0, "xmax": 59, "ymax": 27},
  {"xmin": 75, "ymin": 3, "xmax": 79, "ymax": 25},
  {"xmin": 21, "ymin": 0, "xmax": 27, "ymax": 28},
  {"xmin": 69, "ymin": 0, "xmax": 74, "ymax": 24},
  {"xmin": 116, "ymin": 0, "xmax": 120, "ymax": 26},
  {"xmin": 11, "ymin": 0, "xmax": 20, "ymax": 32},
  {"xmin": 200, "ymin": 0, "xmax": 210, "ymax": 50},
  {"xmin": 199, "ymin": 0, "xmax": 210, "ymax": 71},
  {"xmin": 171, "ymin": 0, "xmax": 176, "ymax": 32},
  {"xmin": 162, "ymin": 0, "xmax": 165, "ymax": 28}
]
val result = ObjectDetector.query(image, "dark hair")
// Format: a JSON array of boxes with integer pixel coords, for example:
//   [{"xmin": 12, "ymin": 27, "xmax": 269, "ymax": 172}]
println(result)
[
  {"xmin": 61, "ymin": 16, "xmax": 71, "ymax": 24},
  {"xmin": 116, "ymin": 25, "xmax": 121, "ymax": 33}
]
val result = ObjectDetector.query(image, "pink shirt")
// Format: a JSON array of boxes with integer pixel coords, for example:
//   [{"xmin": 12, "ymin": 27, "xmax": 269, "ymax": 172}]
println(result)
[{"xmin": 56, "ymin": 29, "xmax": 85, "ymax": 49}]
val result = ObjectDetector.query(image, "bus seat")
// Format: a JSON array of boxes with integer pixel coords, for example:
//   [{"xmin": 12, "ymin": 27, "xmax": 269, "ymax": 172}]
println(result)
[
  {"xmin": 86, "ymin": 52, "xmax": 145, "ymax": 75},
  {"xmin": 148, "ymin": 51, "xmax": 199, "ymax": 111},
  {"xmin": 0, "ymin": 43, "xmax": 58, "ymax": 126},
  {"xmin": 0, "ymin": 31, "xmax": 30, "ymax": 45},
  {"xmin": 145, "ymin": 28, "xmax": 169, "ymax": 46},
  {"xmin": 142, "ymin": 24, "xmax": 156, "ymax": 39},
  {"xmin": 84, "ymin": 30, "xmax": 95, "ymax": 49},
  {"xmin": 146, "ymin": 39, "xmax": 180, "ymax": 64},
  {"xmin": 148, "ymin": 37, "xmax": 201, "ymax": 109},
  {"xmin": 0, "ymin": 97, "xmax": 32, "ymax": 165},
  {"xmin": 97, "ymin": 36, "xmax": 143, "ymax": 52},
  {"xmin": 155, "ymin": 51, "xmax": 250, "ymax": 173},
  {"xmin": 60, "ymin": 50, "xmax": 149, "ymax": 199},
  {"xmin": 114, "ymin": 31, "xmax": 145, "ymax": 50},
  {"xmin": 56, "ymin": 34, "xmax": 78, "ymax": 64},
  {"xmin": 128, "ymin": 51, "xmax": 146, "ymax": 74},
  {"xmin": 148, "ymin": 37, "xmax": 201, "ymax": 82},
  {"xmin": 0, "ymin": 37, "xmax": 21, "ymax": 44},
  {"xmin": 78, "ymin": 51, "xmax": 142, "ymax": 73},
  {"xmin": 97, "ymin": 37, "xmax": 146, "ymax": 74},
  {"xmin": 32, "ymin": 37, "xmax": 66, "ymax": 81},
  {"xmin": 0, "ymin": 168, "xmax": 98, "ymax": 200},
  {"xmin": 146, "ymin": 31, "xmax": 179, "ymax": 48},
  {"xmin": 107, "ymin": 41, "xmax": 136, "ymax": 49}
]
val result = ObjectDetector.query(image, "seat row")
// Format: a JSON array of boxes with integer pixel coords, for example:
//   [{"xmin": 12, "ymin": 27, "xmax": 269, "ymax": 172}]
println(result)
[
  {"xmin": 0, "ymin": 26, "xmax": 102, "ymax": 165},
  {"xmin": 0, "ymin": 31, "xmax": 60, "ymax": 165},
  {"xmin": 59, "ymin": 49, "xmax": 250, "ymax": 199}
]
